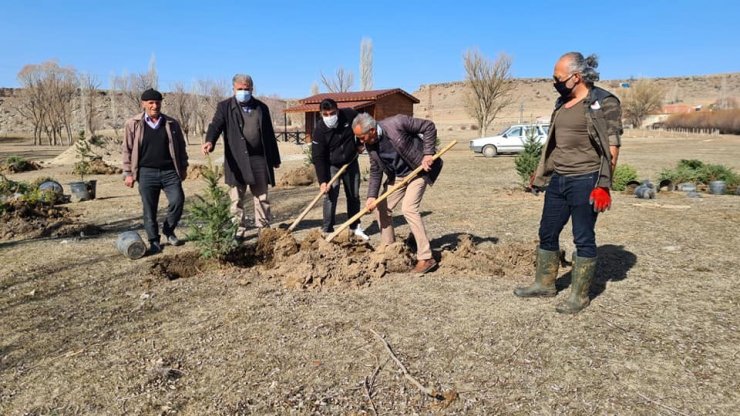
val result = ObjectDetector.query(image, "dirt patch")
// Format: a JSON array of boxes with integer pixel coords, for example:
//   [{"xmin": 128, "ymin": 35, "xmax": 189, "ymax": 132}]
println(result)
[
  {"xmin": 277, "ymin": 165, "xmax": 316, "ymax": 187},
  {"xmin": 252, "ymin": 228, "xmax": 415, "ymax": 290},
  {"xmin": 3, "ymin": 133, "xmax": 740, "ymax": 415},
  {"xmin": 439, "ymin": 234, "xmax": 537, "ymax": 278},
  {"xmin": 185, "ymin": 164, "xmax": 208, "ymax": 181},
  {"xmin": 0, "ymin": 159, "xmax": 41, "ymax": 173},
  {"xmin": 146, "ymin": 231, "xmax": 540, "ymax": 291},
  {"xmin": 0, "ymin": 202, "xmax": 102, "ymax": 240},
  {"xmin": 86, "ymin": 158, "xmax": 122, "ymax": 175},
  {"xmin": 149, "ymin": 252, "xmax": 208, "ymax": 280}
]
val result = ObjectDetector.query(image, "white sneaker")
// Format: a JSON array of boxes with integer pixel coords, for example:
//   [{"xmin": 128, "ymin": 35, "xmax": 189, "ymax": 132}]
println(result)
[{"xmin": 353, "ymin": 226, "xmax": 370, "ymax": 241}]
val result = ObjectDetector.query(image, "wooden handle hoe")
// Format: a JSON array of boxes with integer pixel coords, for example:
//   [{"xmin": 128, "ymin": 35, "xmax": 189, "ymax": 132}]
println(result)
[
  {"xmin": 287, "ymin": 158, "xmax": 354, "ymax": 232},
  {"xmin": 325, "ymin": 140, "xmax": 458, "ymax": 242}
]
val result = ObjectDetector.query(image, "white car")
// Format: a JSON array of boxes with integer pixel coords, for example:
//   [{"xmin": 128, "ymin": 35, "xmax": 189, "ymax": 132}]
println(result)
[{"xmin": 469, "ymin": 124, "xmax": 550, "ymax": 157}]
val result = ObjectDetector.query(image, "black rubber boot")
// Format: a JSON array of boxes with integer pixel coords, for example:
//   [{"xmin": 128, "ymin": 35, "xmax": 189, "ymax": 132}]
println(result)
[
  {"xmin": 514, "ymin": 248, "xmax": 559, "ymax": 298},
  {"xmin": 556, "ymin": 255, "xmax": 596, "ymax": 314}
]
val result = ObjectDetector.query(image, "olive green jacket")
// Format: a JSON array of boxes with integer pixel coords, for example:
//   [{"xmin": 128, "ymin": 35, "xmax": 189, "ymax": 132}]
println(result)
[{"xmin": 533, "ymin": 86, "xmax": 623, "ymax": 189}]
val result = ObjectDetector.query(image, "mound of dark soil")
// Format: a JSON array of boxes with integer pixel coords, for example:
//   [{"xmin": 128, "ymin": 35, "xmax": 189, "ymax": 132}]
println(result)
[
  {"xmin": 438, "ymin": 234, "xmax": 538, "ymax": 278},
  {"xmin": 277, "ymin": 165, "xmax": 316, "ymax": 187},
  {"xmin": 0, "ymin": 159, "xmax": 41, "ymax": 173},
  {"xmin": 88, "ymin": 158, "xmax": 122, "ymax": 175},
  {"xmin": 0, "ymin": 201, "xmax": 102, "ymax": 240},
  {"xmin": 149, "ymin": 252, "xmax": 207, "ymax": 280}
]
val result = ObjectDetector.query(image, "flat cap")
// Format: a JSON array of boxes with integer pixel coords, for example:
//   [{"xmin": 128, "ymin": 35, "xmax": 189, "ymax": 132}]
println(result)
[{"xmin": 140, "ymin": 88, "xmax": 163, "ymax": 101}]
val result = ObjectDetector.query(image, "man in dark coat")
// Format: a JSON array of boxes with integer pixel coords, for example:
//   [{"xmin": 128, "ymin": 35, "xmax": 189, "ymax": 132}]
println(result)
[
  {"xmin": 202, "ymin": 74, "xmax": 281, "ymax": 236},
  {"xmin": 311, "ymin": 98, "xmax": 367, "ymax": 239}
]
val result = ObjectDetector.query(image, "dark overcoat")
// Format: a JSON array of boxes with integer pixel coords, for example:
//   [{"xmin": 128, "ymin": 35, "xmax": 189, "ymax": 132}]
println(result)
[{"xmin": 205, "ymin": 97, "xmax": 281, "ymax": 187}]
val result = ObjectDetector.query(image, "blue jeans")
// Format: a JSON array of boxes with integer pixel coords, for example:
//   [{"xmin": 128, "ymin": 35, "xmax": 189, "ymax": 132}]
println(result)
[
  {"xmin": 138, "ymin": 167, "xmax": 185, "ymax": 243},
  {"xmin": 322, "ymin": 159, "xmax": 361, "ymax": 232},
  {"xmin": 538, "ymin": 172, "xmax": 599, "ymax": 258}
]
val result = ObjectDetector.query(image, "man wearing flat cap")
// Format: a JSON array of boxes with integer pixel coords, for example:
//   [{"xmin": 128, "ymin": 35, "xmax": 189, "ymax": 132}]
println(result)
[{"xmin": 123, "ymin": 88, "xmax": 189, "ymax": 255}]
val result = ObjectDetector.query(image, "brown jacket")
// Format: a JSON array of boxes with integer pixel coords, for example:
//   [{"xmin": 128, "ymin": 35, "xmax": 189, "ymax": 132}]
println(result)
[
  {"xmin": 533, "ymin": 86, "xmax": 622, "ymax": 189},
  {"xmin": 122, "ymin": 112, "xmax": 189, "ymax": 181}
]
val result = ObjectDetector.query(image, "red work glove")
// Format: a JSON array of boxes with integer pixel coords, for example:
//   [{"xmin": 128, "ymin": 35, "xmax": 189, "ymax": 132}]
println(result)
[{"xmin": 589, "ymin": 187, "xmax": 611, "ymax": 213}]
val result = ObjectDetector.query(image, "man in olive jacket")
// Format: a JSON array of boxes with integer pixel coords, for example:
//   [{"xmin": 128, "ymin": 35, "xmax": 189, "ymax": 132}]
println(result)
[
  {"xmin": 516, "ymin": 52, "xmax": 623, "ymax": 314},
  {"xmin": 202, "ymin": 74, "xmax": 281, "ymax": 236}
]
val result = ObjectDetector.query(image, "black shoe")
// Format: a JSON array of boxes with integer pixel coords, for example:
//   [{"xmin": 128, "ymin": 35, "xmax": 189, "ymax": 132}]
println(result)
[
  {"xmin": 165, "ymin": 233, "xmax": 183, "ymax": 246},
  {"xmin": 147, "ymin": 241, "xmax": 162, "ymax": 256}
]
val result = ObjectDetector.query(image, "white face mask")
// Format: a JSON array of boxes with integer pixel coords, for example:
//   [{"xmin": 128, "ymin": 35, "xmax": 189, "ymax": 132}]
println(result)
[
  {"xmin": 322, "ymin": 114, "xmax": 338, "ymax": 128},
  {"xmin": 235, "ymin": 90, "xmax": 251, "ymax": 103}
]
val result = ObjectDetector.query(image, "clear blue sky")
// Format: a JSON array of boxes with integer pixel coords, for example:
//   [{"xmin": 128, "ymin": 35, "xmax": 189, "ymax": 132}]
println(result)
[{"xmin": 1, "ymin": 0, "xmax": 738, "ymax": 98}]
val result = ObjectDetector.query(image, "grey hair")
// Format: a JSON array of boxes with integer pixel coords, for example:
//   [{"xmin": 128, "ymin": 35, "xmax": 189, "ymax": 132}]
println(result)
[
  {"xmin": 561, "ymin": 52, "xmax": 600, "ymax": 85},
  {"xmin": 232, "ymin": 74, "xmax": 253, "ymax": 86},
  {"xmin": 352, "ymin": 112, "xmax": 377, "ymax": 134}
]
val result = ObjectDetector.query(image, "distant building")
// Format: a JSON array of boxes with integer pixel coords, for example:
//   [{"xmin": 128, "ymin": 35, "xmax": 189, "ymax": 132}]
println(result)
[
  {"xmin": 661, "ymin": 103, "xmax": 696, "ymax": 114},
  {"xmin": 643, "ymin": 103, "xmax": 702, "ymax": 128},
  {"xmin": 284, "ymin": 88, "xmax": 419, "ymax": 141}
]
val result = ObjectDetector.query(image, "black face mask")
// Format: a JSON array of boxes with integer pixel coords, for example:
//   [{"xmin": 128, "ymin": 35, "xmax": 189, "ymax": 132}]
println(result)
[{"xmin": 553, "ymin": 74, "xmax": 575, "ymax": 98}]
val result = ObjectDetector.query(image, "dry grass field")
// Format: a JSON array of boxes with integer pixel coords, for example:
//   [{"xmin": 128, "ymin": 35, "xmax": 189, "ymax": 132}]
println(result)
[{"xmin": 1, "ymin": 130, "xmax": 739, "ymax": 415}]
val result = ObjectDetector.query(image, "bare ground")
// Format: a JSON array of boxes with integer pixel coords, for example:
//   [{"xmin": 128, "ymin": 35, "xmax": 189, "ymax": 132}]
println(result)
[{"xmin": 1, "ymin": 132, "xmax": 739, "ymax": 415}]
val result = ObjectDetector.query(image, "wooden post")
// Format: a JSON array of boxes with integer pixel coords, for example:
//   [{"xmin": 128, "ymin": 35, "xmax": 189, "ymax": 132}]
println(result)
[{"xmin": 325, "ymin": 140, "xmax": 458, "ymax": 242}]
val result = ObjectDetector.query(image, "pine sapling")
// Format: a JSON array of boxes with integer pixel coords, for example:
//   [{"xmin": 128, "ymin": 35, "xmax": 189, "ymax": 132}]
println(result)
[
  {"xmin": 187, "ymin": 156, "xmax": 238, "ymax": 261},
  {"xmin": 514, "ymin": 127, "xmax": 544, "ymax": 189}
]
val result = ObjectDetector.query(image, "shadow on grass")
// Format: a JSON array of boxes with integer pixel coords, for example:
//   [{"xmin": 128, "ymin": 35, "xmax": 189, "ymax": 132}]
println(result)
[{"xmin": 555, "ymin": 244, "xmax": 636, "ymax": 300}]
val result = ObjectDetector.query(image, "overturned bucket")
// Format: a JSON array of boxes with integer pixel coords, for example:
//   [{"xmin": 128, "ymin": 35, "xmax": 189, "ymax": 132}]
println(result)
[{"xmin": 117, "ymin": 231, "xmax": 146, "ymax": 259}]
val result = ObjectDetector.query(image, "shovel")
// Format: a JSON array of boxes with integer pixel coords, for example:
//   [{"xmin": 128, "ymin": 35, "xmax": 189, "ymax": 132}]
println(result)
[
  {"xmin": 325, "ymin": 140, "xmax": 458, "ymax": 242},
  {"xmin": 287, "ymin": 155, "xmax": 358, "ymax": 232}
]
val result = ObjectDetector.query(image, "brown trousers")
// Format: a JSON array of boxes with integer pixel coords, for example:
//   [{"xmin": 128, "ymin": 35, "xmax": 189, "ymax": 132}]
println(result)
[
  {"xmin": 229, "ymin": 155, "xmax": 271, "ymax": 228},
  {"xmin": 375, "ymin": 176, "xmax": 432, "ymax": 260}
]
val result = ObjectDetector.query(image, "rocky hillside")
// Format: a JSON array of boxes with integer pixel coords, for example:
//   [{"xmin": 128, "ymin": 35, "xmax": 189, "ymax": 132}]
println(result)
[
  {"xmin": 412, "ymin": 73, "xmax": 740, "ymax": 135},
  {"xmin": 1, "ymin": 73, "xmax": 738, "ymax": 138}
]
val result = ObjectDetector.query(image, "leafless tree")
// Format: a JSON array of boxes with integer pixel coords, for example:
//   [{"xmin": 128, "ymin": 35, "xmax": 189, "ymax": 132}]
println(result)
[
  {"xmin": 79, "ymin": 73, "xmax": 100, "ymax": 137},
  {"xmin": 147, "ymin": 53, "xmax": 159, "ymax": 90},
  {"xmin": 463, "ymin": 49, "xmax": 514, "ymax": 137},
  {"xmin": 49, "ymin": 65, "xmax": 78, "ymax": 145},
  {"xmin": 192, "ymin": 79, "xmax": 229, "ymax": 139},
  {"xmin": 310, "ymin": 82, "xmax": 320, "ymax": 95},
  {"xmin": 667, "ymin": 82, "xmax": 681, "ymax": 104},
  {"xmin": 17, "ymin": 60, "xmax": 79, "ymax": 145},
  {"xmin": 108, "ymin": 73, "xmax": 123, "ymax": 138},
  {"xmin": 621, "ymin": 79, "xmax": 665, "ymax": 128},
  {"xmin": 112, "ymin": 71, "xmax": 156, "ymax": 116},
  {"xmin": 166, "ymin": 82, "xmax": 196, "ymax": 144},
  {"xmin": 320, "ymin": 68, "xmax": 354, "ymax": 92},
  {"xmin": 16, "ymin": 67, "xmax": 47, "ymax": 145},
  {"xmin": 360, "ymin": 38, "xmax": 374, "ymax": 91},
  {"xmin": 259, "ymin": 94, "xmax": 287, "ymax": 128}
]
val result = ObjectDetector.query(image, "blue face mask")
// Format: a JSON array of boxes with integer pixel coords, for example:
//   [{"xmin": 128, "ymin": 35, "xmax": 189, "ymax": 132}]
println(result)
[{"xmin": 235, "ymin": 90, "xmax": 252, "ymax": 103}]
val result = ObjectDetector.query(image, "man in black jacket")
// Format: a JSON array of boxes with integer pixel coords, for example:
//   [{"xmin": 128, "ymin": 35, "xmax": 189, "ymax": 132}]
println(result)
[
  {"xmin": 311, "ymin": 99, "xmax": 367, "ymax": 239},
  {"xmin": 202, "ymin": 74, "xmax": 281, "ymax": 237}
]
